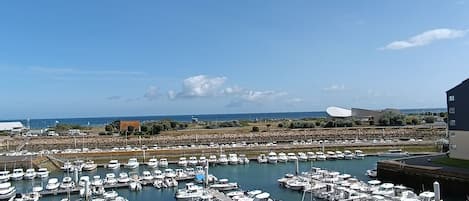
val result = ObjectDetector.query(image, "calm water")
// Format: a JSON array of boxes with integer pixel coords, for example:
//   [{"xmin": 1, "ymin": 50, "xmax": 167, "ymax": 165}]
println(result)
[
  {"xmin": 13, "ymin": 156, "xmax": 393, "ymax": 201},
  {"xmin": 3, "ymin": 108, "xmax": 446, "ymax": 129}
]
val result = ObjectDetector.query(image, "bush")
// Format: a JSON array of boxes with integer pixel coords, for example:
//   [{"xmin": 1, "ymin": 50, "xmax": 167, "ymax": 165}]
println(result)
[
  {"xmin": 252, "ymin": 126, "xmax": 260, "ymax": 132},
  {"xmin": 424, "ymin": 116, "xmax": 435, "ymax": 124}
]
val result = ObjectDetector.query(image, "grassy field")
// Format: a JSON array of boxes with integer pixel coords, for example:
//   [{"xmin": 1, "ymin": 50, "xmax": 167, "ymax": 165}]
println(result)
[{"xmin": 433, "ymin": 157, "xmax": 469, "ymax": 169}]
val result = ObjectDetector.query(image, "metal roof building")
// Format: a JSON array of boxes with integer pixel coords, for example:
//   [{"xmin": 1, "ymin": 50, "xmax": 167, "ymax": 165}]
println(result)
[{"xmin": 0, "ymin": 122, "xmax": 25, "ymax": 131}]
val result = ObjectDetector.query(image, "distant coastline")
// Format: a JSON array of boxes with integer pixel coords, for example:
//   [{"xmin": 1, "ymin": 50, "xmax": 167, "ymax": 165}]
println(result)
[{"xmin": 1, "ymin": 108, "xmax": 446, "ymax": 129}]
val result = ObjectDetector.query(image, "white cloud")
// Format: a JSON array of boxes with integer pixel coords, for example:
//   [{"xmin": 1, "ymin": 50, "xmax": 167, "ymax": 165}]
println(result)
[
  {"xmin": 382, "ymin": 28, "xmax": 468, "ymax": 50},
  {"xmin": 176, "ymin": 75, "xmax": 226, "ymax": 98},
  {"xmin": 241, "ymin": 90, "xmax": 287, "ymax": 102},
  {"xmin": 144, "ymin": 86, "xmax": 159, "ymax": 101},
  {"xmin": 287, "ymin": 98, "xmax": 304, "ymax": 103},
  {"xmin": 323, "ymin": 84, "xmax": 345, "ymax": 92},
  {"xmin": 167, "ymin": 90, "xmax": 176, "ymax": 100},
  {"xmin": 222, "ymin": 86, "xmax": 243, "ymax": 95}
]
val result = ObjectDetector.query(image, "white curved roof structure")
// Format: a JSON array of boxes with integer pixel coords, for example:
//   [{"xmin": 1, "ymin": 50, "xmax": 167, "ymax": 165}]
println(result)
[{"xmin": 326, "ymin": 106, "xmax": 352, "ymax": 118}]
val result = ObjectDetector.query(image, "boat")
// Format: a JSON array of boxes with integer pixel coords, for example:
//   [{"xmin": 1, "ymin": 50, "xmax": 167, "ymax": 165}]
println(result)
[
  {"xmin": 107, "ymin": 160, "xmax": 120, "ymax": 169},
  {"xmin": 36, "ymin": 168, "xmax": 49, "ymax": 179},
  {"xmin": 354, "ymin": 150, "xmax": 365, "ymax": 159},
  {"xmin": 23, "ymin": 169, "xmax": 36, "ymax": 180},
  {"xmin": 78, "ymin": 176, "xmax": 90, "ymax": 187},
  {"xmin": 117, "ymin": 173, "xmax": 130, "ymax": 183},
  {"xmin": 0, "ymin": 171, "xmax": 10, "ymax": 183},
  {"xmin": 153, "ymin": 170, "xmax": 165, "ymax": 188},
  {"xmin": 257, "ymin": 154, "xmax": 268, "ymax": 163},
  {"xmin": 73, "ymin": 160, "xmax": 85, "ymax": 172},
  {"xmin": 267, "ymin": 152, "xmax": 278, "ymax": 164},
  {"xmin": 287, "ymin": 153, "xmax": 298, "ymax": 161},
  {"xmin": 366, "ymin": 169, "xmax": 377, "ymax": 178},
  {"xmin": 178, "ymin": 157, "xmax": 188, "ymax": 167},
  {"xmin": 208, "ymin": 155, "xmax": 217, "ymax": 165},
  {"xmin": 218, "ymin": 154, "xmax": 228, "ymax": 165},
  {"xmin": 335, "ymin": 151, "xmax": 345, "ymax": 159},
  {"xmin": 124, "ymin": 158, "xmax": 139, "ymax": 169},
  {"xmin": 10, "ymin": 169, "xmax": 24, "ymax": 181},
  {"xmin": 159, "ymin": 158, "xmax": 169, "ymax": 167},
  {"xmin": 188, "ymin": 157, "xmax": 198, "ymax": 166},
  {"xmin": 164, "ymin": 169, "xmax": 177, "ymax": 178},
  {"xmin": 175, "ymin": 183, "xmax": 205, "ymax": 200},
  {"xmin": 326, "ymin": 151, "xmax": 337, "ymax": 160},
  {"xmin": 83, "ymin": 160, "xmax": 98, "ymax": 171},
  {"xmin": 105, "ymin": 173, "xmax": 118, "ymax": 185},
  {"xmin": 45, "ymin": 178, "xmax": 60, "ymax": 191},
  {"xmin": 378, "ymin": 149, "xmax": 409, "ymax": 157},
  {"xmin": 60, "ymin": 161, "xmax": 73, "ymax": 172},
  {"xmin": 0, "ymin": 182, "xmax": 16, "ymax": 201},
  {"xmin": 60, "ymin": 177, "xmax": 75, "ymax": 189},
  {"xmin": 372, "ymin": 183, "xmax": 395, "ymax": 197},
  {"xmin": 419, "ymin": 191, "xmax": 436, "ymax": 201},
  {"xmin": 298, "ymin": 152, "xmax": 308, "ymax": 161},
  {"xmin": 147, "ymin": 158, "xmax": 158, "ymax": 168},
  {"xmin": 142, "ymin": 171, "xmax": 153, "ymax": 182},
  {"xmin": 129, "ymin": 180, "xmax": 142, "ymax": 191},
  {"xmin": 306, "ymin": 152, "xmax": 316, "ymax": 161},
  {"xmin": 91, "ymin": 175, "xmax": 103, "ymax": 187},
  {"xmin": 344, "ymin": 150, "xmax": 354, "ymax": 160},
  {"xmin": 103, "ymin": 190, "xmax": 119, "ymax": 200},
  {"xmin": 238, "ymin": 154, "xmax": 249, "ymax": 164},
  {"xmin": 228, "ymin": 154, "xmax": 238, "ymax": 165},
  {"xmin": 209, "ymin": 178, "xmax": 238, "ymax": 191},
  {"xmin": 278, "ymin": 153, "xmax": 288, "ymax": 162},
  {"xmin": 15, "ymin": 190, "xmax": 41, "ymax": 201},
  {"xmin": 316, "ymin": 152, "xmax": 326, "ymax": 161},
  {"xmin": 198, "ymin": 156, "xmax": 207, "ymax": 166}
]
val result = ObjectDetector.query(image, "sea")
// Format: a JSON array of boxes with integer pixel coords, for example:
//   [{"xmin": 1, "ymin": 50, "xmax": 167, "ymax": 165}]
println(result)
[{"xmin": 2, "ymin": 108, "xmax": 446, "ymax": 129}]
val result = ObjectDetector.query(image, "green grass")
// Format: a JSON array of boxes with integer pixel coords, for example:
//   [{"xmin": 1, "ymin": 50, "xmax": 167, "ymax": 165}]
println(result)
[{"xmin": 433, "ymin": 157, "xmax": 469, "ymax": 169}]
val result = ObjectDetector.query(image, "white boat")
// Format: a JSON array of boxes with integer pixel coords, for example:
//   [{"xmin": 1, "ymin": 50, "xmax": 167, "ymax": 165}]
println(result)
[
  {"xmin": 354, "ymin": 150, "xmax": 365, "ymax": 159},
  {"xmin": 228, "ymin": 154, "xmax": 238, "ymax": 165},
  {"xmin": 91, "ymin": 175, "xmax": 103, "ymax": 187},
  {"xmin": 10, "ymin": 169, "xmax": 24, "ymax": 181},
  {"xmin": 198, "ymin": 156, "xmax": 207, "ymax": 166},
  {"xmin": 24, "ymin": 169, "xmax": 36, "ymax": 180},
  {"xmin": 153, "ymin": 174, "xmax": 165, "ymax": 189},
  {"xmin": 147, "ymin": 158, "xmax": 158, "ymax": 168},
  {"xmin": 316, "ymin": 152, "xmax": 326, "ymax": 161},
  {"xmin": 107, "ymin": 160, "xmax": 120, "ymax": 169},
  {"xmin": 117, "ymin": 173, "xmax": 130, "ymax": 183},
  {"xmin": 208, "ymin": 155, "xmax": 217, "ymax": 165},
  {"xmin": 124, "ymin": 158, "xmax": 139, "ymax": 169},
  {"xmin": 218, "ymin": 154, "xmax": 228, "ymax": 165},
  {"xmin": 0, "ymin": 171, "xmax": 10, "ymax": 182},
  {"xmin": 45, "ymin": 178, "xmax": 60, "ymax": 190},
  {"xmin": 326, "ymin": 151, "xmax": 338, "ymax": 160},
  {"xmin": 164, "ymin": 176, "xmax": 178, "ymax": 188},
  {"xmin": 306, "ymin": 152, "xmax": 316, "ymax": 161},
  {"xmin": 142, "ymin": 171, "xmax": 153, "ymax": 182},
  {"xmin": 15, "ymin": 191, "xmax": 41, "ymax": 201},
  {"xmin": 366, "ymin": 169, "xmax": 377, "ymax": 178},
  {"xmin": 60, "ymin": 177, "xmax": 75, "ymax": 189},
  {"xmin": 372, "ymin": 183, "xmax": 395, "ymax": 197},
  {"xmin": 267, "ymin": 152, "xmax": 278, "ymax": 164},
  {"xmin": 188, "ymin": 157, "xmax": 198, "ymax": 166},
  {"xmin": 278, "ymin": 153, "xmax": 288, "ymax": 162},
  {"xmin": 103, "ymin": 190, "xmax": 119, "ymax": 200},
  {"xmin": 175, "ymin": 183, "xmax": 205, "ymax": 200},
  {"xmin": 129, "ymin": 180, "xmax": 142, "ymax": 191},
  {"xmin": 419, "ymin": 191, "xmax": 436, "ymax": 201},
  {"xmin": 0, "ymin": 182, "xmax": 16, "ymax": 201},
  {"xmin": 344, "ymin": 150, "xmax": 354, "ymax": 160},
  {"xmin": 335, "ymin": 151, "xmax": 345, "ymax": 159},
  {"xmin": 105, "ymin": 173, "xmax": 118, "ymax": 185},
  {"xmin": 36, "ymin": 168, "xmax": 49, "ymax": 179},
  {"xmin": 298, "ymin": 152, "xmax": 308, "ymax": 161},
  {"xmin": 78, "ymin": 176, "xmax": 90, "ymax": 187},
  {"xmin": 178, "ymin": 157, "xmax": 188, "ymax": 167},
  {"xmin": 83, "ymin": 160, "xmax": 98, "ymax": 171},
  {"xmin": 287, "ymin": 153, "xmax": 298, "ymax": 161},
  {"xmin": 378, "ymin": 149, "xmax": 409, "ymax": 157},
  {"xmin": 164, "ymin": 169, "xmax": 177, "ymax": 178},
  {"xmin": 159, "ymin": 158, "xmax": 169, "ymax": 167},
  {"xmin": 209, "ymin": 178, "xmax": 238, "ymax": 191},
  {"xmin": 238, "ymin": 154, "xmax": 249, "ymax": 164},
  {"xmin": 60, "ymin": 161, "xmax": 73, "ymax": 172},
  {"xmin": 257, "ymin": 154, "xmax": 268, "ymax": 163}
]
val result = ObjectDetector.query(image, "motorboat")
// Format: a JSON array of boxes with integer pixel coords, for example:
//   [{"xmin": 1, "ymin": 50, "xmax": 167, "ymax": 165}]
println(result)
[
  {"xmin": 153, "ymin": 170, "xmax": 165, "ymax": 179},
  {"xmin": 0, "ymin": 182, "xmax": 16, "ymax": 201},
  {"xmin": 60, "ymin": 177, "xmax": 75, "ymax": 189},
  {"xmin": 60, "ymin": 161, "xmax": 73, "ymax": 172},
  {"xmin": 36, "ymin": 168, "xmax": 49, "ymax": 179},
  {"xmin": 78, "ymin": 176, "xmax": 90, "ymax": 187},
  {"xmin": 164, "ymin": 169, "xmax": 177, "ymax": 178},
  {"xmin": 129, "ymin": 180, "xmax": 142, "ymax": 191},
  {"xmin": 287, "ymin": 153, "xmax": 298, "ymax": 161},
  {"xmin": 178, "ymin": 157, "xmax": 188, "ymax": 167},
  {"xmin": 175, "ymin": 183, "xmax": 205, "ymax": 200},
  {"xmin": 218, "ymin": 154, "xmax": 228, "ymax": 165},
  {"xmin": 91, "ymin": 175, "xmax": 104, "ymax": 187},
  {"xmin": 278, "ymin": 153, "xmax": 288, "ymax": 162},
  {"xmin": 316, "ymin": 152, "xmax": 327, "ymax": 161},
  {"xmin": 298, "ymin": 152, "xmax": 308, "ymax": 161},
  {"xmin": 306, "ymin": 152, "xmax": 316, "ymax": 161},
  {"xmin": 164, "ymin": 174, "xmax": 178, "ymax": 188},
  {"xmin": 209, "ymin": 178, "xmax": 238, "ymax": 191},
  {"xmin": 188, "ymin": 157, "xmax": 198, "ymax": 166},
  {"xmin": 228, "ymin": 154, "xmax": 238, "ymax": 165},
  {"xmin": 0, "ymin": 171, "xmax": 10, "ymax": 182},
  {"xmin": 175, "ymin": 169, "xmax": 190, "ymax": 180},
  {"xmin": 103, "ymin": 190, "xmax": 119, "ymax": 200},
  {"xmin": 267, "ymin": 152, "xmax": 278, "ymax": 164},
  {"xmin": 419, "ymin": 191, "xmax": 436, "ymax": 201},
  {"xmin": 83, "ymin": 160, "xmax": 98, "ymax": 171},
  {"xmin": 45, "ymin": 178, "xmax": 60, "ymax": 190},
  {"xmin": 142, "ymin": 171, "xmax": 154, "ymax": 182},
  {"xmin": 354, "ymin": 150, "xmax": 365, "ymax": 159},
  {"xmin": 147, "ymin": 158, "xmax": 158, "ymax": 168},
  {"xmin": 117, "ymin": 173, "xmax": 130, "ymax": 183},
  {"xmin": 366, "ymin": 169, "xmax": 377, "ymax": 178},
  {"xmin": 326, "ymin": 151, "xmax": 338, "ymax": 160},
  {"xmin": 10, "ymin": 169, "xmax": 24, "ymax": 181},
  {"xmin": 372, "ymin": 183, "xmax": 395, "ymax": 197},
  {"xmin": 159, "ymin": 158, "xmax": 169, "ymax": 167},
  {"xmin": 257, "ymin": 154, "xmax": 268, "ymax": 163},
  {"xmin": 208, "ymin": 155, "xmax": 217, "ymax": 165},
  {"xmin": 15, "ymin": 190, "xmax": 41, "ymax": 201},
  {"xmin": 24, "ymin": 169, "xmax": 36, "ymax": 180},
  {"xmin": 344, "ymin": 150, "xmax": 354, "ymax": 160},
  {"xmin": 105, "ymin": 173, "xmax": 118, "ymax": 185},
  {"xmin": 378, "ymin": 149, "xmax": 409, "ymax": 157},
  {"xmin": 238, "ymin": 154, "xmax": 249, "ymax": 164},
  {"xmin": 198, "ymin": 156, "xmax": 207, "ymax": 166},
  {"xmin": 335, "ymin": 151, "xmax": 345, "ymax": 159},
  {"xmin": 124, "ymin": 158, "xmax": 139, "ymax": 169},
  {"xmin": 153, "ymin": 170, "xmax": 165, "ymax": 188},
  {"xmin": 107, "ymin": 160, "xmax": 120, "ymax": 169},
  {"xmin": 73, "ymin": 160, "xmax": 85, "ymax": 172}
]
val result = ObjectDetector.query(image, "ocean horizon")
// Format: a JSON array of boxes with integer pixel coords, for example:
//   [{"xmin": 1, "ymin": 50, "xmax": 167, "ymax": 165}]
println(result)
[{"xmin": 0, "ymin": 108, "xmax": 446, "ymax": 129}]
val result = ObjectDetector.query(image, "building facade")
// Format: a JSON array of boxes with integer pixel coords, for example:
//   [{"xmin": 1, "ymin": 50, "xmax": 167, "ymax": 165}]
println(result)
[{"xmin": 447, "ymin": 79, "xmax": 469, "ymax": 160}]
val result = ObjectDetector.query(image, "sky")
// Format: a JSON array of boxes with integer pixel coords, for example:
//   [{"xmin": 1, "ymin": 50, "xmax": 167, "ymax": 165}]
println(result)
[{"xmin": 1, "ymin": 0, "xmax": 469, "ymax": 119}]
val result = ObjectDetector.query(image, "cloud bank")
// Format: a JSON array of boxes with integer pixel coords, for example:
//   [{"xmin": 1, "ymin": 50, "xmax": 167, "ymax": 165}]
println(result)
[{"xmin": 382, "ymin": 28, "xmax": 468, "ymax": 50}]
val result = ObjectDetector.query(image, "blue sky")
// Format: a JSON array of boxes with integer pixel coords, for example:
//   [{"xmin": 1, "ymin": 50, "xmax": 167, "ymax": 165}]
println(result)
[{"xmin": 1, "ymin": 0, "xmax": 469, "ymax": 119}]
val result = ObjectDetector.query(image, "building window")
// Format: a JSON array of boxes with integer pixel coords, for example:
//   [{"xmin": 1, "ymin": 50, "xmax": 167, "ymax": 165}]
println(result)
[
  {"xmin": 449, "ymin": 95, "xmax": 455, "ymax": 101},
  {"xmin": 450, "ymin": 120, "xmax": 456, "ymax": 126},
  {"xmin": 449, "ymin": 107, "xmax": 455, "ymax": 114}
]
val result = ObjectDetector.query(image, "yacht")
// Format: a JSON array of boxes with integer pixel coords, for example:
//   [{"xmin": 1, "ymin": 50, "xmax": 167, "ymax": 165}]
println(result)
[
  {"xmin": 326, "ymin": 151, "xmax": 338, "ymax": 160},
  {"xmin": 354, "ymin": 150, "xmax": 365, "ymax": 159},
  {"xmin": 378, "ymin": 149, "xmax": 409, "ymax": 157},
  {"xmin": 159, "ymin": 158, "xmax": 169, "ymax": 167},
  {"xmin": 306, "ymin": 152, "xmax": 316, "ymax": 161},
  {"xmin": 10, "ymin": 169, "xmax": 24, "ymax": 181},
  {"xmin": 178, "ymin": 157, "xmax": 188, "ymax": 167},
  {"xmin": 164, "ymin": 169, "xmax": 177, "ymax": 178},
  {"xmin": 83, "ymin": 160, "xmax": 98, "ymax": 171},
  {"xmin": 24, "ymin": 169, "xmax": 36, "ymax": 180},
  {"xmin": 372, "ymin": 183, "xmax": 395, "ymax": 197},
  {"xmin": 142, "ymin": 171, "xmax": 154, "ymax": 182},
  {"xmin": 0, "ymin": 171, "xmax": 10, "ymax": 182},
  {"xmin": 147, "ymin": 158, "xmax": 158, "ymax": 168},
  {"xmin": 298, "ymin": 152, "xmax": 308, "ymax": 161},
  {"xmin": 175, "ymin": 183, "xmax": 205, "ymax": 200},
  {"xmin": 78, "ymin": 176, "xmax": 90, "ymax": 187},
  {"xmin": 117, "ymin": 173, "xmax": 130, "ymax": 183},
  {"xmin": 73, "ymin": 160, "xmax": 85, "ymax": 172},
  {"xmin": 153, "ymin": 170, "xmax": 165, "ymax": 189},
  {"xmin": 287, "ymin": 153, "xmax": 298, "ymax": 161},
  {"xmin": 0, "ymin": 182, "xmax": 16, "ymax": 201},
  {"xmin": 267, "ymin": 152, "xmax": 278, "ymax": 164},
  {"xmin": 419, "ymin": 191, "xmax": 436, "ymax": 201},
  {"xmin": 209, "ymin": 179, "xmax": 238, "ymax": 191},
  {"xmin": 124, "ymin": 158, "xmax": 139, "ymax": 169},
  {"xmin": 208, "ymin": 155, "xmax": 217, "ymax": 165},
  {"xmin": 91, "ymin": 175, "xmax": 104, "ymax": 187},
  {"xmin": 188, "ymin": 157, "xmax": 198, "ymax": 166},
  {"xmin": 238, "ymin": 154, "xmax": 249, "ymax": 164},
  {"xmin": 218, "ymin": 154, "xmax": 228, "ymax": 165},
  {"xmin": 107, "ymin": 160, "xmax": 120, "ymax": 169},
  {"xmin": 316, "ymin": 152, "xmax": 327, "ymax": 161},
  {"xmin": 105, "ymin": 173, "xmax": 118, "ymax": 185},
  {"xmin": 278, "ymin": 153, "xmax": 288, "ymax": 162},
  {"xmin": 344, "ymin": 150, "xmax": 354, "ymax": 160},
  {"xmin": 60, "ymin": 177, "xmax": 75, "ymax": 189},
  {"xmin": 60, "ymin": 161, "xmax": 73, "ymax": 172},
  {"xmin": 198, "ymin": 156, "xmax": 207, "ymax": 166},
  {"xmin": 335, "ymin": 151, "xmax": 345, "ymax": 159},
  {"xmin": 45, "ymin": 178, "xmax": 60, "ymax": 191},
  {"xmin": 16, "ymin": 191, "xmax": 41, "ymax": 201},
  {"xmin": 257, "ymin": 154, "xmax": 268, "ymax": 163},
  {"xmin": 227, "ymin": 154, "xmax": 237, "ymax": 165},
  {"xmin": 36, "ymin": 168, "xmax": 49, "ymax": 179},
  {"xmin": 164, "ymin": 175, "xmax": 178, "ymax": 188},
  {"xmin": 366, "ymin": 169, "xmax": 377, "ymax": 178}
]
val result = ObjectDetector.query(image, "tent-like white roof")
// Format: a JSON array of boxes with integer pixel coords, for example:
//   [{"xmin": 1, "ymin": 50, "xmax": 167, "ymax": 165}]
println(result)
[
  {"xmin": 326, "ymin": 106, "xmax": 352, "ymax": 118},
  {"xmin": 0, "ymin": 122, "xmax": 24, "ymax": 131}
]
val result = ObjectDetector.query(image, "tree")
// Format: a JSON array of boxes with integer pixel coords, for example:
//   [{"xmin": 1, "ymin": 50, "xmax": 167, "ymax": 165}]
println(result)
[
  {"xmin": 252, "ymin": 126, "xmax": 260, "ymax": 132},
  {"xmin": 141, "ymin": 125, "xmax": 148, "ymax": 133},
  {"xmin": 424, "ymin": 116, "xmax": 435, "ymax": 124},
  {"xmin": 277, "ymin": 123, "xmax": 284, "ymax": 128},
  {"xmin": 104, "ymin": 125, "xmax": 113, "ymax": 132},
  {"xmin": 170, "ymin": 121, "xmax": 177, "ymax": 129},
  {"xmin": 151, "ymin": 125, "xmax": 162, "ymax": 135}
]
